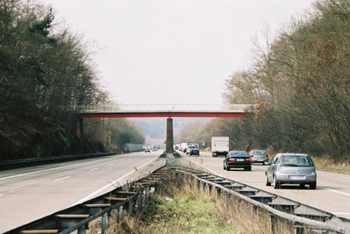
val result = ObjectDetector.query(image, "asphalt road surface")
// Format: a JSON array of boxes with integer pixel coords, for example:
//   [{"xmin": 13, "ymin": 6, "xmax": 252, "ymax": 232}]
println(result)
[
  {"xmin": 180, "ymin": 151, "xmax": 350, "ymax": 221},
  {"xmin": 2, "ymin": 150, "xmax": 350, "ymax": 233},
  {"xmin": 0, "ymin": 151, "xmax": 165, "ymax": 233}
]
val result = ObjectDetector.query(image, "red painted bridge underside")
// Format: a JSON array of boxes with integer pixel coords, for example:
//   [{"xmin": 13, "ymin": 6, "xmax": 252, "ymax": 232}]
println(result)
[{"xmin": 79, "ymin": 111, "xmax": 252, "ymax": 118}]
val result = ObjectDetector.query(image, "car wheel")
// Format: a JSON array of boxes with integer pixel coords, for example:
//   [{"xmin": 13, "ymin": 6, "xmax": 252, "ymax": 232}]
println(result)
[
  {"xmin": 226, "ymin": 165, "xmax": 230, "ymax": 171},
  {"xmin": 273, "ymin": 176, "xmax": 280, "ymax": 189},
  {"xmin": 266, "ymin": 176, "xmax": 271, "ymax": 186},
  {"xmin": 300, "ymin": 184, "xmax": 305, "ymax": 188},
  {"xmin": 248, "ymin": 167, "xmax": 252, "ymax": 171},
  {"xmin": 310, "ymin": 181, "xmax": 317, "ymax": 190},
  {"xmin": 223, "ymin": 163, "xmax": 226, "ymax": 170}
]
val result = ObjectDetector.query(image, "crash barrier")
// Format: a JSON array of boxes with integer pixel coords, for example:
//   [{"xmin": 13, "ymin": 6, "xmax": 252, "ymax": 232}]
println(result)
[
  {"xmin": 6, "ymin": 167, "xmax": 165, "ymax": 234},
  {"xmin": 174, "ymin": 166, "xmax": 350, "ymax": 234},
  {"xmin": 0, "ymin": 152, "xmax": 115, "ymax": 171},
  {"xmin": 7, "ymin": 165, "xmax": 350, "ymax": 233}
]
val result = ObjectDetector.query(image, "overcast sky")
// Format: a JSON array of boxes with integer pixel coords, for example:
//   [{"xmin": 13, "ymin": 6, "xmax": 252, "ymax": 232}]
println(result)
[{"xmin": 39, "ymin": 0, "xmax": 314, "ymax": 105}]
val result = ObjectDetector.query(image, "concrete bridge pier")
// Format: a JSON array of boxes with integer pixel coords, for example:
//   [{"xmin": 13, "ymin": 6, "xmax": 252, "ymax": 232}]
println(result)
[{"xmin": 166, "ymin": 118, "xmax": 174, "ymax": 153}]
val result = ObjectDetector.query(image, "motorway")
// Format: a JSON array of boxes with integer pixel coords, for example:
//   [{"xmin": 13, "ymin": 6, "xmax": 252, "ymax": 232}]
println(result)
[
  {"xmin": 1, "ymin": 151, "xmax": 350, "ymax": 232},
  {"xmin": 180, "ymin": 151, "xmax": 350, "ymax": 221},
  {"xmin": 0, "ymin": 152, "xmax": 165, "ymax": 233}
]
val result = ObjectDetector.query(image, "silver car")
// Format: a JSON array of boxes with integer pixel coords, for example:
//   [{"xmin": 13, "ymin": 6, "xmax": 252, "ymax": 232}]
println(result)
[
  {"xmin": 265, "ymin": 153, "xmax": 317, "ymax": 189},
  {"xmin": 249, "ymin": 150, "xmax": 269, "ymax": 164}
]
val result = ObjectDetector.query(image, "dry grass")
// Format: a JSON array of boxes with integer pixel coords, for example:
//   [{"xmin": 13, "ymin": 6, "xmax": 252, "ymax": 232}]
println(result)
[
  {"xmin": 312, "ymin": 156, "xmax": 350, "ymax": 175},
  {"xmin": 99, "ymin": 169, "xmax": 296, "ymax": 234}
]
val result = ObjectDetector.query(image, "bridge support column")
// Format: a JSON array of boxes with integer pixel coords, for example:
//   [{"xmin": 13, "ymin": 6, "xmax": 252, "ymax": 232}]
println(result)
[{"xmin": 166, "ymin": 118, "xmax": 174, "ymax": 153}]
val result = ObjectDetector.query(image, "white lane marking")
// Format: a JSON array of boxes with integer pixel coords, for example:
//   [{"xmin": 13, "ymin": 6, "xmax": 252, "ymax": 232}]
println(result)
[
  {"xmin": 0, "ymin": 194, "xmax": 3, "ymax": 197},
  {"xmin": 109, "ymin": 163, "xmax": 114, "ymax": 166},
  {"xmin": 327, "ymin": 188, "xmax": 350, "ymax": 198},
  {"xmin": 0, "ymin": 158, "xmax": 111, "ymax": 181},
  {"xmin": 90, "ymin": 168, "xmax": 99, "ymax": 171},
  {"xmin": 54, "ymin": 176, "xmax": 71, "ymax": 182},
  {"xmin": 68, "ymin": 156, "xmax": 160, "ymax": 207},
  {"xmin": 332, "ymin": 212, "xmax": 350, "ymax": 215}
]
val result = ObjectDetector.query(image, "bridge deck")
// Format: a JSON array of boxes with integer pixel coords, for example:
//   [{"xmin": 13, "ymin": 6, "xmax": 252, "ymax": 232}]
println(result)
[
  {"xmin": 79, "ymin": 104, "xmax": 255, "ymax": 118},
  {"xmin": 79, "ymin": 111, "xmax": 249, "ymax": 118}
]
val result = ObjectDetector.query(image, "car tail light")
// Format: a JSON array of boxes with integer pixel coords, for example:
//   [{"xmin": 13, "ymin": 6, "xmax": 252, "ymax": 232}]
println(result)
[
  {"xmin": 266, "ymin": 154, "xmax": 269, "ymax": 158},
  {"xmin": 228, "ymin": 158, "xmax": 235, "ymax": 162},
  {"xmin": 251, "ymin": 154, "xmax": 254, "ymax": 157},
  {"xmin": 246, "ymin": 158, "xmax": 251, "ymax": 162}
]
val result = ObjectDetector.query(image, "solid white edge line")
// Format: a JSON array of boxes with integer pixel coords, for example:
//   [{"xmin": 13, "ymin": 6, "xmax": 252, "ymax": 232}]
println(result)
[
  {"xmin": 327, "ymin": 188, "xmax": 350, "ymax": 198},
  {"xmin": 68, "ymin": 156, "xmax": 160, "ymax": 207}
]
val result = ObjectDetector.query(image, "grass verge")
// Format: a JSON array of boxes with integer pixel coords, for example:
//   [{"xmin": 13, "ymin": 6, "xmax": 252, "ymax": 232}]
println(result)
[
  {"xmin": 312, "ymin": 156, "xmax": 350, "ymax": 175},
  {"xmin": 99, "ymin": 168, "xmax": 295, "ymax": 234}
]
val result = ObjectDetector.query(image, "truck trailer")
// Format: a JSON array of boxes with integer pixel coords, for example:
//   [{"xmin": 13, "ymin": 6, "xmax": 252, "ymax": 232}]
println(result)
[{"xmin": 211, "ymin": 136, "xmax": 229, "ymax": 157}]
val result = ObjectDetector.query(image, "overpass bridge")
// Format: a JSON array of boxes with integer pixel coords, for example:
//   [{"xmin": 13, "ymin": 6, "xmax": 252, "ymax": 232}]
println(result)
[
  {"xmin": 79, "ymin": 104, "xmax": 254, "ymax": 118},
  {"xmin": 78, "ymin": 104, "xmax": 255, "ymax": 153}
]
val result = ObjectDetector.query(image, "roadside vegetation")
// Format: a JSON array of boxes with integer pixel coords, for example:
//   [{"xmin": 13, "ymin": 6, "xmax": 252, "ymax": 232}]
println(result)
[
  {"xmin": 177, "ymin": 0, "xmax": 350, "ymax": 166},
  {"xmin": 98, "ymin": 169, "xmax": 295, "ymax": 234},
  {"xmin": 0, "ymin": 0, "xmax": 144, "ymax": 161}
]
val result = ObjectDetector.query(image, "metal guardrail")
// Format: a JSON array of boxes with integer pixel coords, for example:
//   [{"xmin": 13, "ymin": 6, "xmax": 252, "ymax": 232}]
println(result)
[
  {"xmin": 7, "ymin": 164, "xmax": 349, "ymax": 233},
  {"xmin": 175, "ymin": 166, "xmax": 350, "ymax": 234},
  {"xmin": 0, "ymin": 152, "xmax": 115, "ymax": 171},
  {"xmin": 6, "ymin": 166, "xmax": 165, "ymax": 234}
]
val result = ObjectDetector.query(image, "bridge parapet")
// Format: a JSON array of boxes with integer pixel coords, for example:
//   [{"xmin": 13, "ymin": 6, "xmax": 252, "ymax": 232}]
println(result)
[{"xmin": 82, "ymin": 104, "xmax": 255, "ymax": 113}]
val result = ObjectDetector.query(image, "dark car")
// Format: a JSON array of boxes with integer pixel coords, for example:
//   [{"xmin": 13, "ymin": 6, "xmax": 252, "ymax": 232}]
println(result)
[
  {"xmin": 265, "ymin": 153, "xmax": 317, "ymax": 189},
  {"xmin": 188, "ymin": 145, "xmax": 200, "ymax": 156},
  {"xmin": 144, "ymin": 148, "xmax": 150, "ymax": 153},
  {"xmin": 223, "ymin": 151, "xmax": 251, "ymax": 171}
]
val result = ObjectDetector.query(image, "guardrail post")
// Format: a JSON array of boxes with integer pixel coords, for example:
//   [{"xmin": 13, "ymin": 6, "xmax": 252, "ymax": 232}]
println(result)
[
  {"xmin": 77, "ymin": 225, "xmax": 86, "ymax": 234},
  {"xmin": 199, "ymin": 180, "xmax": 203, "ymax": 193},
  {"xmin": 216, "ymin": 187, "xmax": 221, "ymax": 199},
  {"xmin": 145, "ymin": 186, "xmax": 150, "ymax": 203},
  {"xmin": 101, "ymin": 212, "xmax": 108, "ymax": 234},
  {"xmin": 225, "ymin": 192, "xmax": 230, "ymax": 209},
  {"xmin": 154, "ymin": 182, "xmax": 159, "ymax": 193},
  {"xmin": 269, "ymin": 213, "xmax": 277, "ymax": 234},
  {"xmin": 138, "ymin": 191, "xmax": 143, "ymax": 211},
  {"xmin": 117, "ymin": 206, "xmax": 123, "ymax": 221},
  {"xmin": 127, "ymin": 198, "xmax": 134, "ymax": 214}
]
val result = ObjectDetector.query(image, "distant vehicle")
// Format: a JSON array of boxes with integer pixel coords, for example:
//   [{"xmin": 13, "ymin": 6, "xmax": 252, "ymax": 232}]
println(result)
[
  {"xmin": 144, "ymin": 148, "xmax": 150, "ymax": 153},
  {"xmin": 211, "ymin": 137, "xmax": 229, "ymax": 157},
  {"xmin": 265, "ymin": 153, "xmax": 317, "ymax": 189},
  {"xmin": 188, "ymin": 144, "xmax": 200, "ymax": 156},
  {"xmin": 180, "ymin": 143, "xmax": 188, "ymax": 152},
  {"xmin": 223, "ymin": 151, "xmax": 251, "ymax": 171},
  {"xmin": 249, "ymin": 150, "xmax": 269, "ymax": 165}
]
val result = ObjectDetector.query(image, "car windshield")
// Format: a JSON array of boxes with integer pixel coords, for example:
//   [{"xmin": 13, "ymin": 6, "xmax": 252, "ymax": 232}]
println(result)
[
  {"xmin": 228, "ymin": 151, "xmax": 248, "ymax": 157},
  {"xmin": 280, "ymin": 155, "xmax": 313, "ymax": 167}
]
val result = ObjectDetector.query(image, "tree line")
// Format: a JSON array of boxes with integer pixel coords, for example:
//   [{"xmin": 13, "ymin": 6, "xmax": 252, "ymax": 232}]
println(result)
[
  {"xmin": 178, "ymin": 0, "xmax": 350, "ymax": 162},
  {"xmin": 0, "ymin": 0, "xmax": 144, "ymax": 160}
]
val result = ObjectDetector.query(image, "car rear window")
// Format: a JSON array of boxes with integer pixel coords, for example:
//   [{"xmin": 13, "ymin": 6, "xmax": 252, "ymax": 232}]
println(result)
[
  {"xmin": 253, "ymin": 150, "xmax": 266, "ymax": 155},
  {"xmin": 280, "ymin": 155, "xmax": 313, "ymax": 167},
  {"xmin": 229, "ymin": 151, "xmax": 248, "ymax": 156}
]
